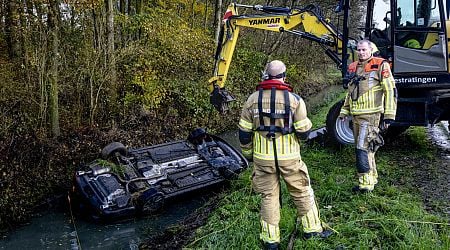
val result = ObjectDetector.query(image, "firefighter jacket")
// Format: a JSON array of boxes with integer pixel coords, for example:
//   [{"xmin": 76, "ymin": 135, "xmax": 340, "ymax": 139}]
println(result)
[
  {"xmin": 238, "ymin": 86, "xmax": 311, "ymax": 166},
  {"xmin": 340, "ymin": 56, "xmax": 397, "ymax": 120}
]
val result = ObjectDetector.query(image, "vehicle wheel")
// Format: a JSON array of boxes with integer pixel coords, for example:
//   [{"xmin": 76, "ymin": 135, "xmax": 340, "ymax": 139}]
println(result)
[
  {"xmin": 139, "ymin": 193, "xmax": 164, "ymax": 215},
  {"xmin": 187, "ymin": 128, "xmax": 207, "ymax": 145},
  {"xmin": 101, "ymin": 142, "xmax": 127, "ymax": 159},
  {"xmin": 326, "ymin": 100, "xmax": 354, "ymax": 146}
]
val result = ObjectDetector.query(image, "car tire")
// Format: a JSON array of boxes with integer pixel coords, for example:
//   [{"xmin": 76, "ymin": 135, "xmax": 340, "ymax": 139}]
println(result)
[
  {"xmin": 101, "ymin": 142, "xmax": 127, "ymax": 159},
  {"xmin": 326, "ymin": 100, "xmax": 354, "ymax": 146},
  {"xmin": 139, "ymin": 193, "xmax": 164, "ymax": 215}
]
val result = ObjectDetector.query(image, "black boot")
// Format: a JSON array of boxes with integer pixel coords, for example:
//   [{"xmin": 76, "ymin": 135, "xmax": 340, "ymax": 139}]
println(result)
[
  {"xmin": 303, "ymin": 229, "xmax": 333, "ymax": 240},
  {"xmin": 352, "ymin": 185, "xmax": 371, "ymax": 193},
  {"xmin": 262, "ymin": 242, "xmax": 280, "ymax": 250}
]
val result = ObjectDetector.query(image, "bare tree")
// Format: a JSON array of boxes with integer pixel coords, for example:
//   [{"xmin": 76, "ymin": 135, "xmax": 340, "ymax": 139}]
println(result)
[
  {"xmin": 0, "ymin": 0, "xmax": 4, "ymax": 34},
  {"xmin": 106, "ymin": 0, "xmax": 116, "ymax": 87},
  {"xmin": 213, "ymin": 0, "xmax": 222, "ymax": 44},
  {"xmin": 203, "ymin": 0, "xmax": 209, "ymax": 29},
  {"xmin": 119, "ymin": 0, "xmax": 126, "ymax": 47},
  {"xmin": 18, "ymin": 0, "xmax": 31, "ymax": 85},
  {"xmin": 5, "ymin": 0, "xmax": 21, "ymax": 59},
  {"xmin": 105, "ymin": 0, "xmax": 117, "ymax": 105},
  {"xmin": 191, "ymin": 0, "xmax": 195, "ymax": 28},
  {"xmin": 47, "ymin": 0, "xmax": 60, "ymax": 137}
]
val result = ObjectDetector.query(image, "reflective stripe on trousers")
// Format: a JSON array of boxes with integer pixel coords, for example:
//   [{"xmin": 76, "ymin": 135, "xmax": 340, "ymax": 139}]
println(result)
[
  {"xmin": 252, "ymin": 160, "xmax": 317, "ymax": 224},
  {"xmin": 260, "ymin": 220, "xmax": 280, "ymax": 243},
  {"xmin": 301, "ymin": 203, "xmax": 323, "ymax": 233},
  {"xmin": 353, "ymin": 113, "xmax": 381, "ymax": 189}
]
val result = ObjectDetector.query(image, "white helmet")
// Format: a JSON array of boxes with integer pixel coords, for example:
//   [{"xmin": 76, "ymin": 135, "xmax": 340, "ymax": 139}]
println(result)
[{"xmin": 265, "ymin": 60, "xmax": 286, "ymax": 79}]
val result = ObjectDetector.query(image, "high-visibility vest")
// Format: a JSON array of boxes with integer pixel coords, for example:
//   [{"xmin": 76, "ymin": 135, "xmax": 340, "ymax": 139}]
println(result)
[
  {"xmin": 239, "ymin": 83, "xmax": 311, "ymax": 162},
  {"xmin": 340, "ymin": 57, "xmax": 397, "ymax": 119}
]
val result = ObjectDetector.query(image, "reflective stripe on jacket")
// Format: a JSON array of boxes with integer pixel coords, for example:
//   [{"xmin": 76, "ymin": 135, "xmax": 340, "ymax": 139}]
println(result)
[
  {"xmin": 239, "ymin": 88, "xmax": 311, "ymax": 164},
  {"xmin": 340, "ymin": 57, "xmax": 397, "ymax": 119},
  {"xmin": 252, "ymin": 132, "xmax": 301, "ymax": 161}
]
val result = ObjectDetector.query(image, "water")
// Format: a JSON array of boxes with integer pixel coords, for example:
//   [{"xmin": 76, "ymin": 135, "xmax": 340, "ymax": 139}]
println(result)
[
  {"xmin": 0, "ymin": 196, "xmax": 209, "ymax": 249},
  {"xmin": 427, "ymin": 121, "xmax": 450, "ymax": 216}
]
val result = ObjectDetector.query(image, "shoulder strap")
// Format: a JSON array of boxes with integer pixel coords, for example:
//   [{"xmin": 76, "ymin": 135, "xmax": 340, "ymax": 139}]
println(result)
[{"xmin": 256, "ymin": 89, "xmax": 294, "ymax": 137}]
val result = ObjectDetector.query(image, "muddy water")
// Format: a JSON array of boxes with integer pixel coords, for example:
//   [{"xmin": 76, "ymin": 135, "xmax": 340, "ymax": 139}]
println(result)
[
  {"xmin": 0, "ymin": 196, "xmax": 209, "ymax": 249},
  {"xmin": 304, "ymin": 84, "xmax": 344, "ymax": 112}
]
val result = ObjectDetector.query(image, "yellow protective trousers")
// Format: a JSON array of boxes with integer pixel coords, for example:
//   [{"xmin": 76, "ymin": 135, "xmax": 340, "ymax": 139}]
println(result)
[
  {"xmin": 352, "ymin": 113, "xmax": 383, "ymax": 190},
  {"xmin": 252, "ymin": 160, "xmax": 323, "ymax": 242}
]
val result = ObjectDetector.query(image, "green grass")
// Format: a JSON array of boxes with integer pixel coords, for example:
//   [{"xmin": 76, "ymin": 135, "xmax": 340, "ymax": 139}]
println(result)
[
  {"xmin": 308, "ymin": 90, "xmax": 347, "ymax": 129},
  {"xmin": 186, "ymin": 95, "xmax": 450, "ymax": 249}
]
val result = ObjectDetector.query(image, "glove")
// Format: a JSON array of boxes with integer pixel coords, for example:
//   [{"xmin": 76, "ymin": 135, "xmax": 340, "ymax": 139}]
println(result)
[
  {"xmin": 338, "ymin": 114, "xmax": 348, "ymax": 120},
  {"xmin": 381, "ymin": 119, "xmax": 394, "ymax": 131},
  {"xmin": 241, "ymin": 148, "xmax": 253, "ymax": 162}
]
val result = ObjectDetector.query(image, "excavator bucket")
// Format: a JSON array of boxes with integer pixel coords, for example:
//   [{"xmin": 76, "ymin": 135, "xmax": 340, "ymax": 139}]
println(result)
[{"xmin": 210, "ymin": 85, "xmax": 235, "ymax": 113}]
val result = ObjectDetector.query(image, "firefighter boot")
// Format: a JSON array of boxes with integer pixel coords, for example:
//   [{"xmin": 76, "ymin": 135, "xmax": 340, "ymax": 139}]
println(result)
[
  {"xmin": 262, "ymin": 242, "xmax": 280, "ymax": 250},
  {"xmin": 352, "ymin": 173, "xmax": 376, "ymax": 193},
  {"xmin": 260, "ymin": 220, "xmax": 280, "ymax": 249},
  {"xmin": 301, "ymin": 205, "xmax": 333, "ymax": 239}
]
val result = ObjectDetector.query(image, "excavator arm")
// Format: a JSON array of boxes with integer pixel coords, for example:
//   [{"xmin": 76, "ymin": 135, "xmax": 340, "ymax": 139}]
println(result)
[{"xmin": 209, "ymin": 1, "xmax": 355, "ymax": 112}]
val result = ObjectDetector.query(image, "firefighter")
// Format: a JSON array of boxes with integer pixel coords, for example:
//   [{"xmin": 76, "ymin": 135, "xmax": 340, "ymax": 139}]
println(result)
[
  {"xmin": 339, "ymin": 39, "xmax": 397, "ymax": 193},
  {"xmin": 239, "ymin": 60, "xmax": 332, "ymax": 249}
]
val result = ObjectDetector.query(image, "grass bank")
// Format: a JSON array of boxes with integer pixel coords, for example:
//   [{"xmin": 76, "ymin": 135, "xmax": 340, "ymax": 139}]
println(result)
[{"xmin": 185, "ymin": 97, "xmax": 450, "ymax": 249}]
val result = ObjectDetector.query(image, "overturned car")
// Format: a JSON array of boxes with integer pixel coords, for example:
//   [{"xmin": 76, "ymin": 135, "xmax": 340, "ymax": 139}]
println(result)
[{"xmin": 70, "ymin": 128, "xmax": 248, "ymax": 221}]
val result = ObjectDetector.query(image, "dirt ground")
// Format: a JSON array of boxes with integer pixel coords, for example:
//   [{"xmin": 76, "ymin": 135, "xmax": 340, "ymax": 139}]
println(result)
[{"xmin": 420, "ymin": 122, "xmax": 450, "ymax": 217}]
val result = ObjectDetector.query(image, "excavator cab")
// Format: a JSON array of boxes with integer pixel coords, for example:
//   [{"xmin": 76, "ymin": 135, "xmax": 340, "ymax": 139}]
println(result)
[{"xmin": 367, "ymin": 0, "xmax": 448, "ymax": 73}]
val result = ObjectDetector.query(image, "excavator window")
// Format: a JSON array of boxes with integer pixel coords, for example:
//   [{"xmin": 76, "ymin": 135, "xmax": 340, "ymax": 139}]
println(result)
[
  {"xmin": 368, "ymin": 0, "xmax": 446, "ymax": 73},
  {"xmin": 392, "ymin": 0, "xmax": 447, "ymax": 73},
  {"xmin": 370, "ymin": 0, "xmax": 393, "ymax": 59},
  {"xmin": 394, "ymin": 0, "xmax": 440, "ymax": 48}
]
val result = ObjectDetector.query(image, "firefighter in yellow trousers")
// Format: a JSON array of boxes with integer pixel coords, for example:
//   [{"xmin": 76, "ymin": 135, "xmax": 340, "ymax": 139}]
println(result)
[
  {"xmin": 339, "ymin": 39, "xmax": 397, "ymax": 193},
  {"xmin": 239, "ymin": 60, "xmax": 332, "ymax": 249}
]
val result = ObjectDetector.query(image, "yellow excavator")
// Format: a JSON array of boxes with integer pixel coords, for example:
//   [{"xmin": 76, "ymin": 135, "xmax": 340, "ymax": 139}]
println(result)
[{"xmin": 209, "ymin": 0, "xmax": 450, "ymax": 145}]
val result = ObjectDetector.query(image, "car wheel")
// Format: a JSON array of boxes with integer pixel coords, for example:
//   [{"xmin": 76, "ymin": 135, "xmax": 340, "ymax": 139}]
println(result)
[
  {"xmin": 326, "ymin": 100, "xmax": 354, "ymax": 146},
  {"xmin": 101, "ymin": 142, "xmax": 127, "ymax": 159},
  {"xmin": 139, "ymin": 193, "xmax": 164, "ymax": 215}
]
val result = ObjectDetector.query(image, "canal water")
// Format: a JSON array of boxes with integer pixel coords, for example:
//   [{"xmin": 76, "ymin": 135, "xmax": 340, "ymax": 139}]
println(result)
[
  {"xmin": 0, "ymin": 195, "xmax": 211, "ymax": 249},
  {"xmin": 0, "ymin": 84, "xmax": 346, "ymax": 249}
]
